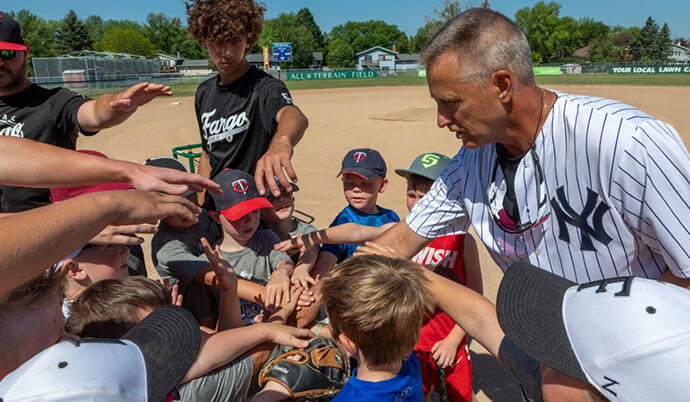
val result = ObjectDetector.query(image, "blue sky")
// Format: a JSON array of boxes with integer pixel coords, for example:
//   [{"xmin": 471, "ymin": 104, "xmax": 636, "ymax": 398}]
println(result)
[{"xmin": 7, "ymin": 1, "xmax": 690, "ymax": 39}]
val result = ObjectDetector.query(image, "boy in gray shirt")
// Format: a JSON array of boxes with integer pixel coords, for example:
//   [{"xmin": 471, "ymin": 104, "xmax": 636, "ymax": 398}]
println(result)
[{"xmin": 153, "ymin": 169, "xmax": 312, "ymax": 326}]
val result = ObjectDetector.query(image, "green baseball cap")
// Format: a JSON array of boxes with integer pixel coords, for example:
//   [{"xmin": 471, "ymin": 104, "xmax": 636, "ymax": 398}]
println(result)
[{"xmin": 394, "ymin": 152, "xmax": 451, "ymax": 181}]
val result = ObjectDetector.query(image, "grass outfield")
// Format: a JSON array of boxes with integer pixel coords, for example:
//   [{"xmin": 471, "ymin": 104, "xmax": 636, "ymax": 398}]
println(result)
[{"xmin": 75, "ymin": 72, "xmax": 690, "ymax": 98}]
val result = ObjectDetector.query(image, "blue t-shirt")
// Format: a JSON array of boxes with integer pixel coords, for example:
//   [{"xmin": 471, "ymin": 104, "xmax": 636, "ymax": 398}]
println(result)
[
  {"xmin": 334, "ymin": 352, "xmax": 423, "ymax": 402},
  {"xmin": 320, "ymin": 205, "xmax": 400, "ymax": 262}
]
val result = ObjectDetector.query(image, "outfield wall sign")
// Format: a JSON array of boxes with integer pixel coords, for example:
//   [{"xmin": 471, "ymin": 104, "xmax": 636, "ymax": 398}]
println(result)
[
  {"xmin": 272, "ymin": 42, "xmax": 292, "ymax": 62},
  {"xmin": 609, "ymin": 65, "xmax": 690, "ymax": 74},
  {"xmin": 286, "ymin": 70, "xmax": 378, "ymax": 80}
]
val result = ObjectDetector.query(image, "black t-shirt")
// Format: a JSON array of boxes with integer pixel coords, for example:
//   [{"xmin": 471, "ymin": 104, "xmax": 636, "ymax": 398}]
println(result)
[
  {"xmin": 0, "ymin": 85, "xmax": 93, "ymax": 212},
  {"xmin": 194, "ymin": 66, "xmax": 296, "ymax": 179}
]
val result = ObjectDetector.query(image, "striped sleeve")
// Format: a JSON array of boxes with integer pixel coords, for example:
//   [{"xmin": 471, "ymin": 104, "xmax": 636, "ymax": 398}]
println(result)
[
  {"xmin": 618, "ymin": 121, "xmax": 690, "ymax": 278},
  {"xmin": 406, "ymin": 155, "xmax": 469, "ymax": 238}
]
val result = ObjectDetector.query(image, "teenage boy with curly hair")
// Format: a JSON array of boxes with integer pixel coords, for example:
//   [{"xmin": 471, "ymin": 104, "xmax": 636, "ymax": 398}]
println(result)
[{"xmin": 186, "ymin": 0, "xmax": 309, "ymax": 199}]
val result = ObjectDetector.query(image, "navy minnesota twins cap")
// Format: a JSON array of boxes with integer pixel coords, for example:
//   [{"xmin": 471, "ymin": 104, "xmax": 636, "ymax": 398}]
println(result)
[
  {"xmin": 395, "ymin": 152, "xmax": 450, "ymax": 182},
  {"xmin": 337, "ymin": 148, "xmax": 387, "ymax": 180},
  {"xmin": 210, "ymin": 169, "xmax": 272, "ymax": 221},
  {"xmin": 0, "ymin": 12, "xmax": 28, "ymax": 51}
]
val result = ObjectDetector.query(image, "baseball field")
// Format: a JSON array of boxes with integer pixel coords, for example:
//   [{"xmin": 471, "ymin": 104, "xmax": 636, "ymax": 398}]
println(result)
[{"xmin": 78, "ymin": 82, "xmax": 690, "ymax": 401}]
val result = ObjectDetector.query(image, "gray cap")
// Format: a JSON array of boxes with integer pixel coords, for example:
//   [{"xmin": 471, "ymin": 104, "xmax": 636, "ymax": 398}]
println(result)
[{"xmin": 394, "ymin": 152, "xmax": 451, "ymax": 181}]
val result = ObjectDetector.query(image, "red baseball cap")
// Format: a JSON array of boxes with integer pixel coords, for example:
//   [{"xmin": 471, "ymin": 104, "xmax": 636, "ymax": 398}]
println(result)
[
  {"xmin": 50, "ymin": 150, "xmax": 134, "ymax": 202},
  {"xmin": 210, "ymin": 169, "xmax": 272, "ymax": 221},
  {"xmin": 0, "ymin": 12, "xmax": 28, "ymax": 51}
]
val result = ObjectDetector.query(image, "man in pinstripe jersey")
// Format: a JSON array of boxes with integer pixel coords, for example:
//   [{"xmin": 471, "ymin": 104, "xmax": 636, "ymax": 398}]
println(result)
[{"xmin": 366, "ymin": 8, "xmax": 690, "ymax": 402}]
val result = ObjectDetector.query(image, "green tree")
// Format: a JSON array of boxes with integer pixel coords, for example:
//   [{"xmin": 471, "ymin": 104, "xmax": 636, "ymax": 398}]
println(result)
[
  {"xmin": 95, "ymin": 27, "xmax": 155, "ymax": 56},
  {"xmin": 9, "ymin": 10, "xmax": 58, "ymax": 75},
  {"xmin": 54, "ymin": 10, "xmax": 92, "ymax": 55},
  {"xmin": 84, "ymin": 15, "xmax": 105, "ymax": 44},
  {"xmin": 578, "ymin": 17, "xmax": 610, "ymax": 45},
  {"xmin": 480, "ymin": 0, "xmax": 490, "ymax": 8},
  {"xmin": 143, "ymin": 13, "xmax": 185, "ymax": 55},
  {"xmin": 655, "ymin": 23, "xmax": 673, "ymax": 61},
  {"xmin": 515, "ymin": 1, "xmax": 583, "ymax": 63},
  {"xmin": 295, "ymin": 8, "xmax": 325, "ymax": 51},
  {"xmin": 325, "ymin": 38, "xmax": 355, "ymax": 67},
  {"xmin": 629, "ymin": 17, "xmax": 659, "ymax": 61},
  {"xmin": 329, "ymin": 20, "xmax": 409, "ymax": 56},
  {"xmin": 260, "ymin": 13, "xmax": 318, "ymax": 68}
]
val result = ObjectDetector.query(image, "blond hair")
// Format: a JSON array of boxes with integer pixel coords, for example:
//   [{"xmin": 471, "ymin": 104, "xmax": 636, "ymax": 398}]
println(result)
[{"xmin": 321, "ymin": 255, "xmax": 433, "ymax": 366}]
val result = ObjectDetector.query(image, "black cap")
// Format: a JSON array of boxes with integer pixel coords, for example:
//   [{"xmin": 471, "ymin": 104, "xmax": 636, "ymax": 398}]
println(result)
[
  {"xmin": 210, "ymin": 169, "xmax": 272, "ymax": 221},
  {"xmin": 122, "ymin": 305, "xmax": 201, "ymax": 402},
  {"xmin": 337, "ymin": 148, "xmax": 387, "ymax": 180},
  {"xmin": 496, "ymin": 262, "xmax": 587, "ymax": 383},
  {"xmin": 0, "ymin": 12, "xmax": 27, "ymax": 51}
]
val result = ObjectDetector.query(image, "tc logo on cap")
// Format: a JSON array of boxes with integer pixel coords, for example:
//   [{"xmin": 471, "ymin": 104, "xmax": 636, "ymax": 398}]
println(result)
[
  {"xmin": 232, "ymin": 179, "xmax": 249, "ymax": 193},
  {"xmin": 421, "ymin": 154, "xmax": 440, "ymax": 168},
  {"xmin": 352, "ymin": 152, "xmax": 367, "ymax": 163}
]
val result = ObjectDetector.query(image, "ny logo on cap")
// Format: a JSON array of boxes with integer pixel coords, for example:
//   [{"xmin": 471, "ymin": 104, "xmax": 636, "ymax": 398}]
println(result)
[
  {"xmin": 232, "ymin": 179, "xmax": 249, "ymax": 193},
  {"xmin": 352, "ymin": 152, "xmax": 367, "ymax": 163},
  {"xmin": 421, "ymin": 154, "xmax": 440, "ymax": 168}
]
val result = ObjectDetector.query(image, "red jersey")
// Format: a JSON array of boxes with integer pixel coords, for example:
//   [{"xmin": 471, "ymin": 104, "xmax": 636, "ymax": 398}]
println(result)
[{"xmin": 413, "ymin": 234, "xmax": 467, "ymax": 352}]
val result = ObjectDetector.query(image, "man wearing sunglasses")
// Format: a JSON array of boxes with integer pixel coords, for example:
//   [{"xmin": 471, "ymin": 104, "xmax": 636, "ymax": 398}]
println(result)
[
  {"xmin": 0, "ymin": 11, "xmax": 172, "ymax": 213},
  {"xmin": 363, "ymin": 8, "xmax": 690, "ymax": 401}
]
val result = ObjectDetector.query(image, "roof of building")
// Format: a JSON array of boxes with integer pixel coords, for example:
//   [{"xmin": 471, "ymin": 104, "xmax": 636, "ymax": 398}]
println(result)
[
  {"xmin": 355, "ymin": 46, "xmax": 398, "ymax": 56},
  {"xmin": 672, "ymin": 42, "xmax": 688, "ymax": 51},
  {"xmin": 397, "ymin": 53, "xmax": 419, "ymax": 62},
  {"xmin": 178, "ymin": 59, "xmax": 210, "ymax": 68}
]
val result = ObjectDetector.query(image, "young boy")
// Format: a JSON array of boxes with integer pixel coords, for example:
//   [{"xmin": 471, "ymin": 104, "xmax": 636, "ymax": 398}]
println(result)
[
  {"xmin": 314, "ymin": 148, "xmax": 399, "ymax": 276},
  {"xmin": 260, "ymin": 178, "xmax": 320, "ymax": 288},
  {"xmin": 257, "ymin": 255, "xmax": 433, "ymax": 401},
  {"xmin": 186, "ymin": 0, "xmax": 308, "ymax": 199},
  {"xmin": 276, "ymin": 152, "xmax": 482, "ymax": 401},
  {"xmin": 153, "ymin": 169, "xmax": 313, "ymax": 326},
  {"xmin": 59, "ymin": 243, "xmax": 130, "ymax": 318}
]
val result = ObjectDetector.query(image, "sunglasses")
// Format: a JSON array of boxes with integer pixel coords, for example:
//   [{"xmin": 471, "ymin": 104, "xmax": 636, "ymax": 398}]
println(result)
[
  {"xmin": 487, "ymin": 144, "xmax": 550, "ymax": 234},
  {"xmin": 0, "ymin": 50, "xmax": 18, "ymax": 61}
]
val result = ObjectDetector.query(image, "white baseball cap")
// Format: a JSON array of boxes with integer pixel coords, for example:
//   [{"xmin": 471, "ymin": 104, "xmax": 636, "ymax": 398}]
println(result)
[
  {"xmin": 497, "ymin": 262, "xmax": 690, "ymax": 401},
  {"xmin": 0, "ymin": 305, "xmax": 200, "ymax": 402}
]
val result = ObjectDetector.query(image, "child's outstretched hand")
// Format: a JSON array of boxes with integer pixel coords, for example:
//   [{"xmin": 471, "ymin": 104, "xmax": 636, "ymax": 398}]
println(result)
[
  {"xmin": 291, "ymin": 264, "xmax": 317, "ymax": 289},
  {"xmin": 201, "ymin": 237, "xmax": 237, "ymax": 291},
  {"xmin": 265, "ymin": 323, "xmax": 313, "ymax": 349},
  {"xmin": 265, "ymin": 267, "xmax": 291, "ymax": 308},
  {"xmin": 162, "ymin": 278, "xmax": 183, "ymax": 306},
  {"xmin": 274, "ymin": 230, "xmax": 324, "ymax": 254},
  {"xmin": 431, "ymin": 334, "xmax": 463, "ymax": 369}
]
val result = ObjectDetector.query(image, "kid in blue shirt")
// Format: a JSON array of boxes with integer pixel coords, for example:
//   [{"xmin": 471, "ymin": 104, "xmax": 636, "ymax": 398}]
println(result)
[{"xmin": 316, "ymin": 148, "xmax": 399, "ymax": 275}]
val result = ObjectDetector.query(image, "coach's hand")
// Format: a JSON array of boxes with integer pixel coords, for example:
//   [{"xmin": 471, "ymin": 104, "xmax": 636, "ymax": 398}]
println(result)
[
  {"xmin": 109, "ymin": 83, "xmax": 173, "ymax": 112},
  {"xmin": 255, "ymin": 139, "xmax": 297, "ymax": 197},
  {"xmin": 93, "ymin": 190, "xmax": 201, "ymax": 227}
]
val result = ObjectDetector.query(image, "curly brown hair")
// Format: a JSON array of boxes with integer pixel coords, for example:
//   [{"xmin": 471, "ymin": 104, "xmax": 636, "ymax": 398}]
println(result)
[{"xmin": 186, "ymin": 0, "xmax": 266, "ymax": 46}]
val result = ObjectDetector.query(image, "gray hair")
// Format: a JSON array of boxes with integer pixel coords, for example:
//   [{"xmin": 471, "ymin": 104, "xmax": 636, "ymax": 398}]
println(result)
[{"xmin": 420, "ymin": 8, "xmax": 535, "ymax": 85}]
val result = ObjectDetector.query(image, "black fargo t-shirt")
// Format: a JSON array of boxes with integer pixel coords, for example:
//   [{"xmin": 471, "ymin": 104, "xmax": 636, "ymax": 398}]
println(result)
[
  {"xmin": 0, "ymin": 85, "xmax": 93, "ymax": 212},
  {"xmin": 195, "ymin": 66, "xmax": 296, "ymax": 179}
]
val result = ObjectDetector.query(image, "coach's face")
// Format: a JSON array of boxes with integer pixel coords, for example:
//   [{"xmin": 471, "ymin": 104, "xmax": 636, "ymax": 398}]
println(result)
[
  {"xmin": 0, "ymin": 49, "xmax": 28, "ymax": 91},
  {"xmin": 427, "ymin": 51, "xmax": 508, "ymax": 149}
]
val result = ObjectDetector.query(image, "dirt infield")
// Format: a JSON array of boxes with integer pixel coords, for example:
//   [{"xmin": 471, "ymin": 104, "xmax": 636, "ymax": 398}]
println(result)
[{"xmin": 78, "ymin": 84, "xmax": 690, "ymax": 401}]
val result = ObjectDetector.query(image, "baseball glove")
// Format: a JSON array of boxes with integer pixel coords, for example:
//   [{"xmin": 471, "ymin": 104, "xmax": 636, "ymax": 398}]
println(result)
[{"xmin": 258, "ymin": 337, "xmax": 350, "ymax": 401}]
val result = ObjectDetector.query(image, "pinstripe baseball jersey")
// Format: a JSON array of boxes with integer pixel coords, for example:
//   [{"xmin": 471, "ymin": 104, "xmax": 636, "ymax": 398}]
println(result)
[{"xmin": 407, "ymin": 91, "xmax": 690, "ymax": 283}]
